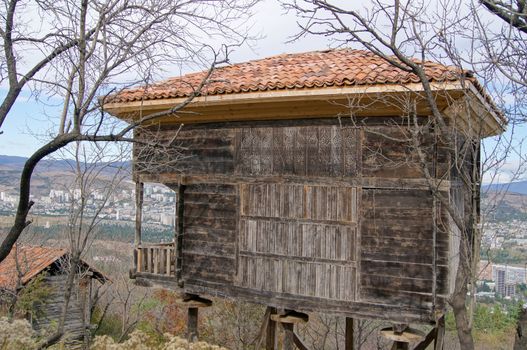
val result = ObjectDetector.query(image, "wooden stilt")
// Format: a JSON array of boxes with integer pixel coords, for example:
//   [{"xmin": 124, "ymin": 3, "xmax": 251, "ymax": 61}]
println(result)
[
  {"xmin": 283, "ymin": 323, "xmax": 294, "ymax": 350},
  {"xmin": 292, "ymin": 331, "xmax": 309, "ymax": 350},
  {"xmin": 134, "ymin": 181, "xmax": 144, "ymax": 274},
  {"xmin": 345, "ymin": 317, "xmax": 354, "ymax": 350},
  {"xmin": 175, "ymin": 184, "xmax": 185, "ymax": 287},
  {"xmin": 413, "ymin": 327, "xmax": 437, "ymax": 350},
  {"xmin": 269, "ymin": 309, "xmax": 308, "ymax": 350},
  {"xmin": 266, "ymin": 307, "xmax": 277, "ymax": 350},
  {"xmin": 135, "ymin": 182, "xmax": 143, "ymax": 246},
  {"xmin": 434, "ymin": 316, "xmax": 445, "ymax": 350},
  {"xmin": 381, "ymin": 324, "xmax": 425, "ymax": 350},
  {"xmin": 187, "ymin": 307, "xmax": 198, "ymax": 343}
]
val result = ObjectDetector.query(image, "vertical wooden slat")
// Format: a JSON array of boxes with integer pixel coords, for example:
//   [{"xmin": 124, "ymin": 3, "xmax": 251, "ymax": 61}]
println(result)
[
  {"xmin": 176, "ymin": 184, "xmax": 186, "ymax": 285},
  {"xmin": 153, "ymin": 248, "xmax": 159, "ymax": 274},
  {"xmin": 136, "ymin": 248, "xmax": 142, "ymax": 273},
  {"xmin": 166, "ymin": 248, "xmax": 171, "ymax": 276},
  {"xmin": 147, "ymin": 248, "xmax": 152, "ymax": 273}
]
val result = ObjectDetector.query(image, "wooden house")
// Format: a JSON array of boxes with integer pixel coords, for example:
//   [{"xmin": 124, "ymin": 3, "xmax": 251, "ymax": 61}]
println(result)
[
  {"xmin": 104, "ymin": 49, "xmax": 504, "ymax": 347},
  {"xmin": 0, "ymin": 246, "xmax": 108, "ymax": 345}
]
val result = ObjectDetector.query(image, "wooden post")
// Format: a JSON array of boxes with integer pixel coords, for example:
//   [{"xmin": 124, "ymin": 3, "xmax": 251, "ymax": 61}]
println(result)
[
  {"xmin": 135, "ymin": 181, "xmax": 143, "ymax": 246},
  {"xmin": 283, "ymin": 323, "xmax": 294, "ymax": 350},
  {"xmin": 345, "ymin": 317, "xmax": 354, "ymax": 350},
  {"xmin": 392, "ymin": 324, "xmax": 409, "ymax": 350},
  {"xmin": 187, "ymin": 307, "xmax": 199, "ymax": 342},
  {"xmin": 134, "ymin": 181, "xmax": 143, "ymax": 274},
  {"xmin": 175, "ymin": 184, "xmax": 185, "ymax": 286},
  {"xmin": 270, "ymin": 310, "xmax": 308, "ymax": 350},
  {"xmin": 434, "ymin": 316, "xmax": 445, "ymax": 350},
  {"xmin": 266, "ymin": 307, "xmax": 277, "ymax": 350}
]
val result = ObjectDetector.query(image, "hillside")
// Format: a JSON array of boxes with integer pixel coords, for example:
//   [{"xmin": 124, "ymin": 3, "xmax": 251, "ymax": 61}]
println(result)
[
  {"xmin": 483, "ymin": 180, "xmax": 527, "ymax": 195},
  {"xmin": 0, "ymin": 155, "xmax": 131, "ymax": 196}
]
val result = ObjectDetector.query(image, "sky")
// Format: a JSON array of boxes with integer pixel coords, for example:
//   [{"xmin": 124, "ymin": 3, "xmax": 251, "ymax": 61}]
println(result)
[
  {"xmin": 0, "ymin": 0, "xmax": 524, "ymax": 184},
  {"xmin": 0, "ymin": 0, "xmax": 329, "ymax": 157}
]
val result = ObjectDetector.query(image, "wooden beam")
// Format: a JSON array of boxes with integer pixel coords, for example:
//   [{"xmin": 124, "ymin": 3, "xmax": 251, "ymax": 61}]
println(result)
[
  {"xmin": 345, "ymin": 317, "xmax": 354, "ymax": 350},
  {"xmin": 266, "ymin": 307, "xmax": 277, "ymax": 350},
  {"xmin": 412, "ymin": 327, "xmax": 437, "ymax": 350},
  {"xmin": 283, "ymin": 323, "xmax": 294, "ymax": 350},
  {"xmin": 391, "ymin": 342, "xmax": 409, "ymax": 350},
  {"xmin": 434, "ymin": 316, "xmax": 445, "ymax": 350},
  {"xmin": 175, "ymin": 184, "xmax": 186, "ymax": 287},
  {"xmin": 187, "ymin": 307, "xmax": 198, "ymax": 343},
  {"xmin": 293, "ymin": 331, "xmax": 309, "ymax": 350},
  {"xmin": 103, "ymin": 81, "xmax": 465, "ymax": 115},
  {"xmin": 134, "ymin": 182, "xmax": 144, "ymax": 246}
]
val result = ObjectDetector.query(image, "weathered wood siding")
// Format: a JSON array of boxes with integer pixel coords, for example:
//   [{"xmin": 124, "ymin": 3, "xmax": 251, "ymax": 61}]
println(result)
[
  {"xmin": 135, "ymin": 117, "xmax": 458, "ymax": 323},
  {"xmin": 238, "ymin": 183, "xmax": 358, "ymax": 301},
  {"xmin": 360, "ymin": 189, "xmax": 448, "ymax": 309},
  {"xmin": 33, "ymin": 274, "xmax": 88, "ymax": 343},
  {"xmin": 176, "ymin": 183, "xmax": 237, "ymax": 285}
]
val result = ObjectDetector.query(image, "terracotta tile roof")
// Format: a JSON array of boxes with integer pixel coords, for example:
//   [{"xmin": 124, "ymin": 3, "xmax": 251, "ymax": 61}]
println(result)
[
  {"xmin": 109, "ymin": 48, "xmax": 469, "ymax": 103},
  {"xmin": 0, "ymin": 246, "xmax": 67, "ymax": 291}
]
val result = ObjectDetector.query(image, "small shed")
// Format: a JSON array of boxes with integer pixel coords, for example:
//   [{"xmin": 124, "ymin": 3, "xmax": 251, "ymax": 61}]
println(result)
[
  {"xmin": 104, "ymin": 49, "xmax": 504, "ymax": 346},
  {"xmin": 0, "ymin": 246, "xmax": 108, "ymax": 344}
]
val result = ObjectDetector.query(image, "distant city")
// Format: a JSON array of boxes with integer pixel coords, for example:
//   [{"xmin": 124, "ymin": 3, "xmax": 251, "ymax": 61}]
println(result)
[{"xmin": 0, "ymin": 183, "xmax": 176, "ymax": 228}]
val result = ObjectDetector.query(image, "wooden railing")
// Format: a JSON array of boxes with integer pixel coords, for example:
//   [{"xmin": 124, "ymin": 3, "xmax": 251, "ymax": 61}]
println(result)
[{"xmin": 135, "ymin": 243, "xmax": 175, "ymax": 276}]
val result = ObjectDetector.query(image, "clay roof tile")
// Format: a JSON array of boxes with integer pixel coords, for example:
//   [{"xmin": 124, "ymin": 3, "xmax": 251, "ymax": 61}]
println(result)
[{"xmin": 108, "ymin": 48, "xmax": 468, "ymax": 103}]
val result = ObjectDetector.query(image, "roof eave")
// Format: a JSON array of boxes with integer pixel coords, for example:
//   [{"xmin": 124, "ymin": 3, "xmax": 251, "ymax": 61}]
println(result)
[{"xmin": 103, "ymin": 82, "xmax": 464, "ymax": 116}]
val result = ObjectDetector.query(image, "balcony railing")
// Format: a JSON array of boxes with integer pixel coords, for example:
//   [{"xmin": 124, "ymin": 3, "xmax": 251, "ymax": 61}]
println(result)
[{"xmin": 135, "ymin": 243, "xmax": 175, "ymax": 276}]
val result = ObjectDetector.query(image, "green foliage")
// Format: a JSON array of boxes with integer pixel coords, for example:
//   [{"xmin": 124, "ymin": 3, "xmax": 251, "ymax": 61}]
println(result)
[
  {"xmin": 445, "ymin": 303, "xmax": 519, "ymax": 334},
  {"xmin": 28, "ymin": 223, "xmax": 172, "ymax": 243},
  {"xmin": 481, "ymin": 247, "xmax": 526, "ymax": 264},
  {"xmin": 15, "ymin": 273, "xmax": 52, "ymax": 322},
  {"xmin": 92, "ymin": 307, "xmax": 124, "ymax": 341},
  {"xmin": 473, "ymin": 304, "xmax": 517, "ymax": 333}
]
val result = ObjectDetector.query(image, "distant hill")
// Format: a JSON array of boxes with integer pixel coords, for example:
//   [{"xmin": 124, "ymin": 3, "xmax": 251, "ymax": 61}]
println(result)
[
  {"xmin": 0, "ymin": 154, "xmax": 131, "ymax": 196},
  {"xmin": 482, "ymin": 180, "xmax": 527, "ymax": 195}
]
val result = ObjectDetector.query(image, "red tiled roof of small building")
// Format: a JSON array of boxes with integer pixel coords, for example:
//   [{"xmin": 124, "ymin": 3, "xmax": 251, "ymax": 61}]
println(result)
[
  {"xmin": 0, "ymin": 246, "xmax": 67, "ymax": 291},
  {"xmin": 109, "ymin": 48, "xmax": 469, "ymax": 103},
  {"xmin": 0, "ymin": 246, "xmax": 108, "ymax": 291}
]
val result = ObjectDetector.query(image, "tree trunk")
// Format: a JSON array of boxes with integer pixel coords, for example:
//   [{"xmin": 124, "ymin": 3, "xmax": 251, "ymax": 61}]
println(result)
[
  {"xmin": 0, "ymin": 134, "xmax": 74, "ymax": 263},
  {"xmin": 514, "ymin": 305, "xmax": 527, "ymax": 350},
  {"xmin": 450, "ymin": 234, "xmax": 475, "ymax": 350}
]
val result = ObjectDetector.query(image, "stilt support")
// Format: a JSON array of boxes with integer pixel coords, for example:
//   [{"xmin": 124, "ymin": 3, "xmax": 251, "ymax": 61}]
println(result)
[
  {"xmin": 434, "ymin": 316, "xmax": 445, "ymax": 350},
  {"xmin": 283, "ymin": 323, "xmax": 294, "ymax": 350},
  {"xmin": 269, "ymin": 310, "xmax": 308, "ymax": 350},
  {"xmin": 187, "ymin": 307, "xmax": 198, "ymax": 343},
  {"xmin": 177, "ymin": 294, "xmax": 211, "ymax": 343},
  {"xmin": 381, "ymin": 324, "xmax": 425, "ymax": 350},
  {"xmin": 266, "ymin": 307, "xmax": 277, "ymax": 350},
  {"xmin": 345, "ymin": 317, "xmax": 354, "ymax": 350}
]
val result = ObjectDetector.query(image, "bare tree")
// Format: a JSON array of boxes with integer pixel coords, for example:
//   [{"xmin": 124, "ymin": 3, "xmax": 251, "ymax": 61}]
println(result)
[
  {"xmin": 282, "ymin": 1, "xmax": 520, "ymax": 349},
  {"xmin": 0, "ymin": 0, "xmax": 259, "ymax": 264}
]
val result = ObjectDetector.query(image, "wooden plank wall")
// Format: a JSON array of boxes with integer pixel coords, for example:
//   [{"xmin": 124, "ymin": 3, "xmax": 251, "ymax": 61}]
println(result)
[
  {"xmin": 171, "ymin": 183, "xmax": 238, "ymax": 284},
  {"xmin": 360, "ymin": 189, "xmax": 448, "ymax": 309},
  {"xmin": 238, "ymin": 183, "xmax": 358, "ymax": 301},
  {"xmin": 33, "ymin": 274, "xmax": 87, "ymax": 342},
  {"xmin": 135, "ymin": 117, "xmax": 455, "ymax": 321}
]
